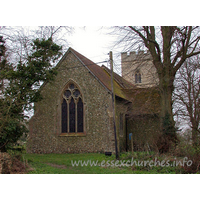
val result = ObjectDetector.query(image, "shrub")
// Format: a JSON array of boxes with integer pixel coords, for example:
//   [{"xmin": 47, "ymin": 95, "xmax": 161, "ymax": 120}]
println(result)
[{"xmin": 173, "ymin": 133, "xmax": 200, "ymax": 173}]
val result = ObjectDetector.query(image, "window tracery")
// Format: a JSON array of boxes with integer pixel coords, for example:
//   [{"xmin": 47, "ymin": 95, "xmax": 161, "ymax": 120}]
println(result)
[{"xmin": 61, "ymin": 83, "xmax": 84, "ymax": 133}]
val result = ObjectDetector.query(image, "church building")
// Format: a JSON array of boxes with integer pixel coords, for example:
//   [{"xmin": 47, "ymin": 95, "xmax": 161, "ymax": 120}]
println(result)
[{"xmin": 27, "ymin": 48, "xmax": 160, "ymax": 154}]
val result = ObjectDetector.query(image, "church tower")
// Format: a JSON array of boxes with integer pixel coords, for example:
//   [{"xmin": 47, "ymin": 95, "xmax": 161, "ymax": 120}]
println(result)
[{"xmin": 121, "ymin": 51, "xmax": 158, "ymax": 88}]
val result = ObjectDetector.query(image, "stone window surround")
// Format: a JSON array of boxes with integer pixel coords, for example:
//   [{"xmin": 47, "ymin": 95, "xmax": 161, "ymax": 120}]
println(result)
[
  {"xmin": 59, "ymin": 80, "xmax": 86, "ymax": 137},
  {"xmin": 134, "ymin": 70, "xmax": 142, "ymax": 84}
]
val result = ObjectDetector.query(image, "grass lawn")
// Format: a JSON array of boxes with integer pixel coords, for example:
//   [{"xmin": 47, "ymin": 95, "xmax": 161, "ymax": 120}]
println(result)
[
  {"xmin": 23, "ymin": 153, "xmax": 132, "ymax": 174},
  {"xmin": 22, "ymin": 152, "xmax": 184, "ymax": 174}
]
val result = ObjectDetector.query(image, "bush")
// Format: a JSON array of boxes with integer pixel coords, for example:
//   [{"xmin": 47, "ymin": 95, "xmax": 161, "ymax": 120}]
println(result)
[
  {"xmin": 173, "ymin": 134, "xmax": 200, "ymax": 173},
  {"xmin": 0, "ymin": 118, "xmax": 28, "ymax": 152}
]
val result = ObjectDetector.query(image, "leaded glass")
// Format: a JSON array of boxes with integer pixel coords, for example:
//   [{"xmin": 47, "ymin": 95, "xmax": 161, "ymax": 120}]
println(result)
[
  {"xmin": 62, "ymin": 99, "xmax": 68, "ymax": 133},
  {"xmin": 73, "ymin": 89, "xmax": 80, "ymax": 98},
  {"xmin": 77, "ymin": 98, "xmax": 83, "ymax": 132},
  {"xmin": 64, "ymin": 90, "xmax": 71, "ymax": 98},
  {"xmin": 135, "ymin": 74, "xmax": 138, "ymax": 83},
  {"xmin": 69, "ymin": 98, "xmax": 75, "ymax": 132},
  {"xmin": 69, "ymin": 83, "xmax": 74, "ymax": 89},
  {"xmin": 139, "ymin": 74, "xmax": 141, "ymax": 83},
  {"xmin": 61, "ymin": 82, "xmax": 84, "ymax": 134}
]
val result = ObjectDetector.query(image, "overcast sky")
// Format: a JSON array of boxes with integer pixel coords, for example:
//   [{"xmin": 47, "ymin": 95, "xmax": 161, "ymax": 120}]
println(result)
[{"xmin": 67, "ymin": 27, "xmax": 117, "ymax": 64}]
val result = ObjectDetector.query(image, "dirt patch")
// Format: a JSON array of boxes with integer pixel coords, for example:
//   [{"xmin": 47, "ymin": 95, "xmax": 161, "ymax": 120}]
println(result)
[{"xmin": 46, "ymin": 163, "xmax": 67, "ymax": 169}]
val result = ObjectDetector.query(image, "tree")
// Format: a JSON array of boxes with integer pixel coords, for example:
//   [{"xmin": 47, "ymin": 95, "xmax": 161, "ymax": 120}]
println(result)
[
  {"xmin": 0, "ymin": 26, "xmax": 73, "ymax": 64},
  {"xmin": 173, "ymin": 56, "xmax": 200, "ymax": 148},
  {"xmin": 0, "ymin": 35, "xmax": 6, "ymax": 92},
  {"xmin": 0, "ymin": 26, "xmax": 73, "ymax": 152},
  {"xmin": 0, "ymin": 37, "xmax": 62, "ymax": 152},
  {"xmin": 113, "ymin": 26, "xmax": 200, "ymax": 152}
]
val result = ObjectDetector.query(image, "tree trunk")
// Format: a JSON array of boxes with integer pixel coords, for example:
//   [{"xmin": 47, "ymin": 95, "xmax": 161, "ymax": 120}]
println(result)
[
  {"xmin": 160, "ymin": 85, "xmax": 173, "ymax": 121},
  {"xmin": 157, "ymin": 65, "xmax": 178, "ymax": 153},
  {"xmin": 191, "ymin": 120, "xmax": 199, "ymax": 148},
  {"xmin": 160, "ymin": 85, "xmax": 176, "ymax": 134},
  {"xmin": 192, "ymin": 129, "xmax": 198, "ymax": 147}
]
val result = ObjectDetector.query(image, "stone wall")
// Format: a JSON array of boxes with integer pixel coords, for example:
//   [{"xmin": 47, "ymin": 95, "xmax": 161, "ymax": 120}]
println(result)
[
  {"xmin": 115, "ymin": 97, "xmax": 130, "ymax": 153},
  {"xmin": 27, "ymin": 51, "xmax": 116, "ymax": 154},
  {"xmin": 127, "ymin": 115, "xmax": 161, "ymax": 152},
  {"xmin": 121, "ymin": 51, "xmax": 159, "ymax": 88}
]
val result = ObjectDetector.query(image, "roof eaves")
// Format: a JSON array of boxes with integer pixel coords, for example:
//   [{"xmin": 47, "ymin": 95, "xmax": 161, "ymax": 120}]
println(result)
[
  {"xmin": 102, "ymin": 66, "xmax": 125, "ymax": 88},
  {"xmin": 101, "ymin": 65, "xmax": 136, "ymax": 89}
]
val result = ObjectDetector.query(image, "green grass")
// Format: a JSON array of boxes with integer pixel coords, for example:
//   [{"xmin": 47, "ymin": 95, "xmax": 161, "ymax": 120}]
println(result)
[
  {"xmin": 22, "ymin": 152, "xmax": 185, "ymax": 174},
  {"xmin": 23, "ymin": 153, "xmax": 132, "ymax": 174}
]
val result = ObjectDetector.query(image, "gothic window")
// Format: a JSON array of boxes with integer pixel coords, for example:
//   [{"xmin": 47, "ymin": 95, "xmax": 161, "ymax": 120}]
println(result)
[
  {"xmin": 61, "ymin": 83, "xmax": 84, "ymax": 133},
  {"xmin": 135, "ymin": 70, "xmax": 142, "ymax": 83}
]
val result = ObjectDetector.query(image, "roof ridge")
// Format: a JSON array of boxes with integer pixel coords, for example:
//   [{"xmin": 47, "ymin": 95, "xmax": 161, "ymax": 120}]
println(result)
[
  {"xmin": 69, "ymin": 47, "xmax": 111, "ymax": 93},
  {"xmin": 67, "ymin": 48, "xmax": 131, "ymax": 100},
  {"xmin": 69, "ymin": 47, "xmax": 96, "ymax": 65}
]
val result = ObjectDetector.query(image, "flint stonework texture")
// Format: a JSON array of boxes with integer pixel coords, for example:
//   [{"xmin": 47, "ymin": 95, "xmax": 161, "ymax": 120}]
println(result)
[{"xmin": 27, "ymin": 51, "xmax": 116, "ymax": 154}]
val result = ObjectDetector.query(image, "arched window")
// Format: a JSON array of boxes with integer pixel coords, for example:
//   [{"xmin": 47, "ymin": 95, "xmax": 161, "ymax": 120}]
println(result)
[
  {"xmin": 61, "ymin": 83, "xmax": 84, "ymax": 133},
  {"xmin": 135, "ymin": 70, "xmax": 142, "ymax": 83}
]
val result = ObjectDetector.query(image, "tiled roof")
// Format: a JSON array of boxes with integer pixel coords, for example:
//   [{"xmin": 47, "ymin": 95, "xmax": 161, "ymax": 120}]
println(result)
[
  {"xmin": 68, "ymin": 48, "xmax": 160, "ymax": 115},
  {"xmin": 101, "ymin": 65, "xmax": 136, "ymax": 89},
  {"xmin": 69, "ymin": 48, "xmax": 133, "ymax": 100}
]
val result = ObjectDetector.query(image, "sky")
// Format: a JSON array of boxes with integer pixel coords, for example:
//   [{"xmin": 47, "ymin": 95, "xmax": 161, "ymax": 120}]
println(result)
[
  {"xmin": 67, "ymin": 27, "xmax": 118, "ymax": 64},
  {"xmin": 66, "ymin": 26, "xmax": 124, "ymax": 75}
]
